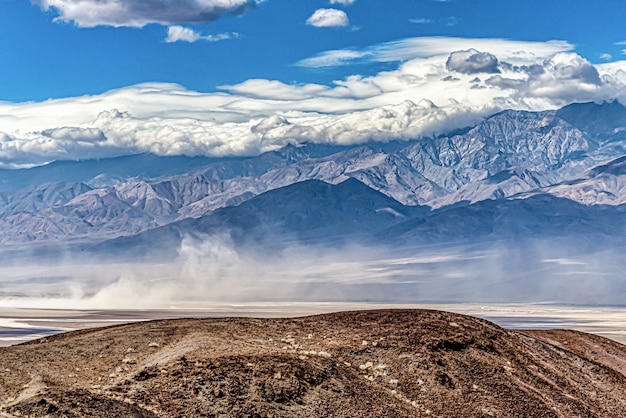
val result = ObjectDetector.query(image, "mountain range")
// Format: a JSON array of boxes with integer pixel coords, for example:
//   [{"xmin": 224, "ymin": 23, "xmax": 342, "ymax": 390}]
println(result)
[{"xmin": 2, "ymin": 100, "xmax": 626, "ymax": 257}]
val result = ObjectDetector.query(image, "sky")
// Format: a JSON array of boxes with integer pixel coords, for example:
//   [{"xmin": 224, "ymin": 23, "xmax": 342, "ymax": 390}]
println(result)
[{"xmin": 2, "ymin": 0, "xmax": 626, "ymax": 167}]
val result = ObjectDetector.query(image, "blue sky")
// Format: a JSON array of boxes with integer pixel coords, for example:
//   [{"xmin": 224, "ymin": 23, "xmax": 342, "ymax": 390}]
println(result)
[
  {"xmin": 1, "ymin": 0, "xmax": 626, "ymax": 166},
  {"xmin": 2, "ymin": 0, "xmax": 626, "ymax": 102}
]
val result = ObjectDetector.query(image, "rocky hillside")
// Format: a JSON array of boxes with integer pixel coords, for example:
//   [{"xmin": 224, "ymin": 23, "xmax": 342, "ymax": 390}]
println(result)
[{"xmin": 2, "ymin": 310, "xmax": 626, "ymax": 417}]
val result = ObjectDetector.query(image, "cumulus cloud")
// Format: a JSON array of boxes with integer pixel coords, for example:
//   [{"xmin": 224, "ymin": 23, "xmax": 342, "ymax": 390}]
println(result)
[
  {"xmin": 1, "ymin": 37, "xmax": 626, "ymax": 168},
  {"xmin": 306, "ymin": 8, "xmax": 349, "ymax": 27},
  {"xmin": 32, "ymin": 0, "xmax": 261, "ymax": 28},
  {"xmin": 546, "ymin": 53, "xmax": 601, "ymax": 84},
  {"xmin": 485, "ymin": 53, "xmax": 608, "ymax": 106},
  {"xmin": 446, "ymin": 49, "xmax": 500, "ymax": 74},
  {"xmin": 165, "ymin": 26, "xmax": 237, "ymax": 43},
  {"xmin": 166, "ymin": 26, "xmax": 202, "ymax": 43}
]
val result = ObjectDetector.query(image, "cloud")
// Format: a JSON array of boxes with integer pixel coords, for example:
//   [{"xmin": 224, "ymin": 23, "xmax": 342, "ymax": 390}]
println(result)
[
  {"xmin": 41, "ymin": 127, "xmax": 106, "ymax": 142},
  {"xmin": 410, "ymin": 16, "xmax": 458, "ymax": 26},
  {"xmin": 443, "ymin": 16, "xmax": 459, "ymax": 26},
  {"xmin": 306, "ymin": 8, "xmax": 349, "ymax": 27},
  {"xmin": 165, "ymin": 26, "xmax": 237, "ymax": 43},
  {"xmin": 485, "ymin": 53, "xmax": 608, "ymax": 106},
  {"xmin": 166, "ymin": 26, "xmax": 202, "ymax": 43},
  {"xmin": 296, "ymin": 36, "xmax": 574, "ymax": 68},
  {"xmin": 0, "ymin": 93, "xmax": 487, "ymax": 167},
  {"xmin": 1, "ymin": 37, "xmax": 626, "ymax": 168},
  {"xmin": 600, "ymin": 53, "xmax": 613, "ymax": 61},
  {"xmin": 296, "ymin": 50, "xmax": 368, "ymax": 68},
  {"xmin": 544, "ymin": 53, "xmax": 601, "ymax": 84},
  {"xmin": 410, "ymin": 18, "xmax": 434, "ymax": 24},
  {"xmin": 330, "ymin": 0, "xmax": 355, "ymax": 4},
  {"xmin": 446, "ymin": 49, "xmax": 500, "ymax": 74},
  {"xmin": 32, "ymin": 0, "xmax": 261, "ymax": 28},
  {"xmin": 220, "ymin": 79, "xmax": 330, "ymax": 100}
]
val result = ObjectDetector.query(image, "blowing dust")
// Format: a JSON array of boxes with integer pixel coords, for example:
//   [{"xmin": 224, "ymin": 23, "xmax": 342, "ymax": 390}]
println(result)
[{"xmin": 0, "ymin": 234, "xmax": 624, "ymax": 310}]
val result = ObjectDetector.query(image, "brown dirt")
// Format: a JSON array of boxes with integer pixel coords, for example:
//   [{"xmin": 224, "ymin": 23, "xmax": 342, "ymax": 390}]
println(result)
[{"xmin": 1, "ymin": 309, "xmax": 626, "ymax": 417}]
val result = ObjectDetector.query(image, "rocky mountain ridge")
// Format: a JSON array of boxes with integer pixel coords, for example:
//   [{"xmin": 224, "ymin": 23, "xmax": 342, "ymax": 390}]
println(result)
[{"xmin": 0, "ymin": 101, "xmax": 625, "ymax": 248}]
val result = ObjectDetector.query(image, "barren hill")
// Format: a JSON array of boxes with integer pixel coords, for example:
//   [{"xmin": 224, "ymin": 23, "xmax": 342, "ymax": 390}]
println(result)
[{"xmin": 2, "ymin": 310, "xmax": 626, "ymax": 417}]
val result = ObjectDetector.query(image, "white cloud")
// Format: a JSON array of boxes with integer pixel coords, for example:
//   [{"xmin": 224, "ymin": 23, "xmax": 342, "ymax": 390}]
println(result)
[
  {"xmin": 409, "ymin": 16, "xmax": 457, "ymax": 26},
  {"xmin": 221, "ymin": 79, "xmax": 330, "ymax": 100},
  {"xmin": 410, "ymin": 18, "xmax": 434, "ymax": 24},
  {"xmin": 296, "ymin": 50, "xmax": 367, "ymax": 68},
  {"xmin": 166, "ymin": 26, "xmax": 201, "ymax": 43},
  {"xmin": 485, "ymin": 53, "xmax": 608, "ymax": 107},
  {"xmin": 306, "ymin": 8, "xmax": 349, "ymax": 27},
  {"xmin": 165, "ymin": 26, "xmax": 237, "ymax": 43},
  {"xmin": 296, "ymin": 36, "xmax": 574, "ymax": 68},
  {"xmin": 600, "ymin": 53, "xmax": 613, "ymax": 61},
  {"xmin": 1, "ymin": 37, "xmax": 626, "ymax": 168},
  {"xmin": 32, "ymin": 0, "xmax": 261, "ymax": 28},
  {"xmin": 330, "ymin": 0, "xmax": 356, "ymax": 5}
]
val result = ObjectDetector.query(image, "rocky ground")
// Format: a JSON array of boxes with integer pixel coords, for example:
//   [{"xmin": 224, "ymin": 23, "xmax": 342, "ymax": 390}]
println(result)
[{"xmin": 1, "ymin": 309, "xmax": 626, "ymax": 417}]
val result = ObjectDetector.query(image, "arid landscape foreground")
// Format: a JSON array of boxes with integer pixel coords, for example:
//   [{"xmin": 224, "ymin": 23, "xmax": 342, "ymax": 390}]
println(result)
[{"xmin": 2, "ymin": 309, "xmax": 626, "ymax": 417}]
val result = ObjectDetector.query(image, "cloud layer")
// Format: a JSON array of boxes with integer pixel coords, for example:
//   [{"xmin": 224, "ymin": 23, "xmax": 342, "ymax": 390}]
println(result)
[
  {"xmin": 2, "ymin": 37, "xmax": 626, "ymax": 167},
  {"xmin": 296, "ymin": 37, "xmax": 575, "ymax": 68},
  {"xmin": 33, "ymin": 0, "xmax": 260, "ymax": 27}
]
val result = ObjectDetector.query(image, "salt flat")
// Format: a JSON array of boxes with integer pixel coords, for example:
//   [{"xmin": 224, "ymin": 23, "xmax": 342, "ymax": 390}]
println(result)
[{"xmin": 2, "ymin": 302, "xmax": 626, "ymax": 346}]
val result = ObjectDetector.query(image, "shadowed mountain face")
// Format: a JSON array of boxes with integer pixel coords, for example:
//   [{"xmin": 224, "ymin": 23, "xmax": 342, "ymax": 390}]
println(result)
[
  {"xmin": 100, "ymin": 178, "xmax": 430, "ymax": 257},
  {"xmin": 97, "ymin": 174, "xmax": 626, "ymax": 261},
  {"xmin": 384, "ymin": 193, "xmax": 626, "ymax": 245},
  {"xmin": 3, "ymin": 310, "xmax": 626, "ymax": 417}
]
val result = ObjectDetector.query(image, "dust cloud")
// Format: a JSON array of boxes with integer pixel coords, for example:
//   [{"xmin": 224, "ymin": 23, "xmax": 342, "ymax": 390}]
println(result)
[{"xmin": 0, "ymin": 234, "xmax": 625, "ymax": 310}]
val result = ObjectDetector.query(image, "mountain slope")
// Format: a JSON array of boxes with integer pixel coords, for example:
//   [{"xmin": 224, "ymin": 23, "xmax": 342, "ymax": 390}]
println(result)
[
  {"xmin": 383, "ymin": 193, "xmax": 626, "ymax": 245},
  {"xmin": 101, "ymin": 178, "xmax": 428, "ymax": 256},
  {"xmin": 428, "ymin": 167, "xmax": 548, "ymax": 209},
  {"xmin": 556, "ymin": 100, "xmax": 626, "ymax": 142},
  {"xmin": 532, "ymin": 155, "xmax": 626, "ymax": 205}
]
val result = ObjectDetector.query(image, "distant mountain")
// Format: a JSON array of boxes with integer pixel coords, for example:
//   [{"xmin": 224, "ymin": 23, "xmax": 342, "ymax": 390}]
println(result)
[
  {"xmin": 0, "ymin": 181, "xmax": 92, "ymax": 216},
  {"xmin": 556, "ymin": 100, "xmax": 626, "ymax": 142},
  {"xmin": 528, "ymin": 156, "xmax": 626, "ymax": 206},
  {"xmin": 0, "ymin": 154, "xmax": 223, "ymax": 192},
  {"xmin": 0, "ymin": 101, "xmax": 625, "ymax": 249},
  {"xmin": 100, "ymin": 178, "xmax": 429, "ymax": 257},
  {"xmin": 428, "ymin": 167, "xmax": 548, "ymax": 209},
  {"xmin": 383, "ymin": 193, "xmax": 626, "ymax": 246}
]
